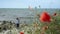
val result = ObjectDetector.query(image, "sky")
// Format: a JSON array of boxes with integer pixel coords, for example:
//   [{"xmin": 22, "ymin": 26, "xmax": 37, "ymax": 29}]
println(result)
[{"xmin": 0, "ymin": 0, "xmax": 60, "ymax": 8}]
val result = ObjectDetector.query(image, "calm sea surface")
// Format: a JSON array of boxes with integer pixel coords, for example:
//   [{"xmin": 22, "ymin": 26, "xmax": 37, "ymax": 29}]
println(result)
[{"xmin": 0, "ymin": 8, "xmax": 59, "ymax": 23}]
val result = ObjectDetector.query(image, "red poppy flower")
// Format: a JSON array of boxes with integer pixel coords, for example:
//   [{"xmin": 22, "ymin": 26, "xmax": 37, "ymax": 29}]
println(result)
[
  {"xmin": 20, "ymin": 32, "xmax": 24, "ymax": 34},
  {"xmin": 39, "ymin": 12, "xmax": 51, "ymax": 23}
]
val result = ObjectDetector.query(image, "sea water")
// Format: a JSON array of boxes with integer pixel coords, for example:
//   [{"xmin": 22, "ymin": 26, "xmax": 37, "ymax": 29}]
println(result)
[{"xmin": 0, "ymin": 8, "xmax": 59, "ymax": 23}]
